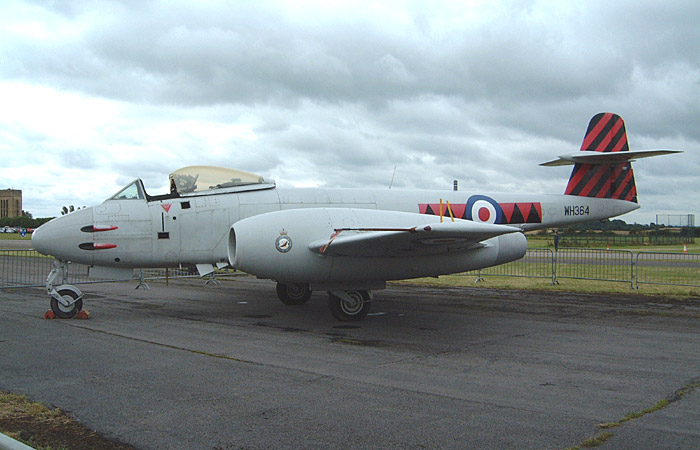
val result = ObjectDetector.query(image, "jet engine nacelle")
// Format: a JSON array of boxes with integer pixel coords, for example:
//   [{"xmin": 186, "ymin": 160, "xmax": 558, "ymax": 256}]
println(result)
[{"xmin": 229, "ymin": 208, "xmax": 527, "ymax": 285}]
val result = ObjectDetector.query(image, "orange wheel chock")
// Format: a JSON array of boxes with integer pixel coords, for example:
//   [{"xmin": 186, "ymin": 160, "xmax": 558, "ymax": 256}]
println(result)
[
  {"xmin": 44, "ymin": 310, "xmax": 56, "ymax": 320},
  {"xmin": 76, "ymin": 310, "xmax": 91, "ymax": 320}
]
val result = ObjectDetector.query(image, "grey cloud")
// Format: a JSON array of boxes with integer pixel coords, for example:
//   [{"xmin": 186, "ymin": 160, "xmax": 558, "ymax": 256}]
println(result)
[{"xmin": 9, "ymin": 0, "xmax": 699, "ymax": 117}]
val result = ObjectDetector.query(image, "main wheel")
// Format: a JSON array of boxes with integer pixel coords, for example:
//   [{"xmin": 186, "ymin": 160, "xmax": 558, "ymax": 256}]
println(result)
[
  {"xmin": 276, "ymin": 282, "xmax": 312, "ymax": 305},
  {"xmin": 50, "ymin": 288, "xmax": 83, "ymax": 319},
  {"xmin": 328, "ymin": 290, "xmax": 371, "ymax": 322}
]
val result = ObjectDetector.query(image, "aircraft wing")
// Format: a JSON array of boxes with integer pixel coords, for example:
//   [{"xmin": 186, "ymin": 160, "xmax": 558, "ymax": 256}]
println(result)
[{"xmin": 308, "ymin": 220, "xmax": 522, "ymax": 257}]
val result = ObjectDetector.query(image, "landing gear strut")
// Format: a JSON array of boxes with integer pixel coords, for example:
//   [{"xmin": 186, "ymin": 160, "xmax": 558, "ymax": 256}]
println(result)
[
  {"xmin": 328, "ymin": 290, "xmax": 371, "ymax": 321},
  {"xmin": 46, "ymin": 260, "xmax": 84, "ymax": 319},
  {"xmin": 276, "ymin": 282, "xmax": 312, "ymax": 305}
]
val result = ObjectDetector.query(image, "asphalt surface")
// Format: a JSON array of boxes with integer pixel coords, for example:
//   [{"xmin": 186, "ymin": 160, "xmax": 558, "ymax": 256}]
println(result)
[
  {"xmin": 0, "ymin": 239, "xmax": 33, "ymax": 249},
  {"xmin": 1, "ymin": 277, "xmax": 699, "ymax": 449}
]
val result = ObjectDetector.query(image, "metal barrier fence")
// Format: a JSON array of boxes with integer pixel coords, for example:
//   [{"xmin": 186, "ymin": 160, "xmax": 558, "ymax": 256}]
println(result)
[
  {"xmin": 555, "ymin": 248, "xmax": 635, "ymax": 288},
  {"xmin": 467, "ymin": 248, "xmax": 555, "ymax": 284},
  {"xmin": 0, "ymin": 249, "xmax": 231, "ymax": 289},
  {"xmin": 1, "ymin": 249, "xmax": 58, "ymax": 288},
  {"xmin": 1, "ymin": 248, "xmax": 699, "ymax": 290},
  {"xmin": 465, "ymin": 247, "xmax": 699, "ymax": 289},
  {"xmin": 636, "ymin": 251, "xmax": 700, "ymax": 288}
]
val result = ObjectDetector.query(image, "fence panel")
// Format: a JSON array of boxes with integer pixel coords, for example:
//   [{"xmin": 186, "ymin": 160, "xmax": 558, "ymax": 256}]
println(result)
[
  {"xmin": 555, "ymin": 248, "xmax": 634, "ymax": 287},
  {"xmin": 0, "ymin": 250, "xmax": 238, "ymax": 289},
  {"xmin": 1, "ymin": 250, "xmax": 59, "ymax": 288},
  {"xmin": 0, "ymin": 250, "xmax": 128, "ymax": 288},
  {"xmin": 636, "ymin": 252, "xmax": 700, "ymax": 288},
  {"xmin": 464, "ymin": 248, "xmax": 555, "ymax": 282}
]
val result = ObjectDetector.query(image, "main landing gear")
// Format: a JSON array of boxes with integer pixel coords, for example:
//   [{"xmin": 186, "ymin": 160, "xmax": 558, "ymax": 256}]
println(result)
[
  {"xmin": 275, "ymin": 282, "xmax": 372, "ymax": 321},
  {"xmin": 275, "ymin": 282, "xmax": 312, "ymax": 305},
  {"xmin": 46, "ymin": 260, "xmax": 84, "ymax": 319},
  {"xmin": 327, "ymin": 290, "xmax": 371, "ymax": 322}
]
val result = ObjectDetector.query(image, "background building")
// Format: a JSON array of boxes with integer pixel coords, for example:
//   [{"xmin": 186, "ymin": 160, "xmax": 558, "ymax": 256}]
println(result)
[{"xmin": 0, "ymin": 189, "xmax": 22, "ymax": 218}]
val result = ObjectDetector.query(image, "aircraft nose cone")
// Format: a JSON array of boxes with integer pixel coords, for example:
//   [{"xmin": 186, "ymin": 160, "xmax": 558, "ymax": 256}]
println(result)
[
  {"xmin": 31, "ymin": 221, "xmax": 52, "ymax": 255},
  {"xmin": 31, "ymin": 208, "xmax": 94, "ymax": 262}
]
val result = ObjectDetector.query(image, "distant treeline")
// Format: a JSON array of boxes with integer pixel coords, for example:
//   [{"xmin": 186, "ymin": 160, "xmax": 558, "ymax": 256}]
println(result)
[
  {"xmin": 558, "ymin": 233, "xmax": 694, "ymax": 247},
  {"xmin": 557, "ymin": 219, "xmax": 699, "ymax": 236},
  {"xmin": 0, "ymin": 216, "xmax": 54, "ymax": 229},
  {"xmin": 535, "ymin": 218, "xmax": 698, "ymax": 246}
]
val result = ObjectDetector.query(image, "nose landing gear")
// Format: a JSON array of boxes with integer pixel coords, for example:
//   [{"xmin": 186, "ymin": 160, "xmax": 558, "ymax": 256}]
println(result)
[{"xmin": 46, "ymin": 260, "xmax": 84, "ymax": 319}]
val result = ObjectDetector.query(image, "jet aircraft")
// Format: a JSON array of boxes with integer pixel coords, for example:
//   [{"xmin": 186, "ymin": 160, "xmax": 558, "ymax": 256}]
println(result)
[{"xmin": 32, "ymin": 113, "xmax": 680, "ymax": 321}]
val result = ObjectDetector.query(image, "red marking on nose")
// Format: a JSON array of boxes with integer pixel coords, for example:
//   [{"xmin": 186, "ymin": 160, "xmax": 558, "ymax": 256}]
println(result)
[
  {"xmin": 81, "ymin": 225, "xmax": 119, "ymax": 233},
  {"xmin": 79, "ymin": 243, "xmax": 118, "ymax": 250},
  {"xmin": 94, "ymin": 243, "xmax": 117, "ymax": 250},
  {"xmin": 93, "ymin": 226, "xmax": 118, "ymax": 232}
]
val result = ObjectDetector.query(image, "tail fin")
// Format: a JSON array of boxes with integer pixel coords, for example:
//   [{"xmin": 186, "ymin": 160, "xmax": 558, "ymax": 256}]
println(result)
[{"xmin": 565, "ymin": 112, "xmax": 637, "ymax": 203}]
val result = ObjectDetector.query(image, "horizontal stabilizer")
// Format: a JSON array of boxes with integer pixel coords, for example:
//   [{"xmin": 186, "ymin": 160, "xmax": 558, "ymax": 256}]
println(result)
[
  {"xmin": 308, "ymin": 220, "xmax": 522, "ymax": 257},
  {"xmin": 540, "ymin": 149, "xmax": 682, "ymax": 167}
]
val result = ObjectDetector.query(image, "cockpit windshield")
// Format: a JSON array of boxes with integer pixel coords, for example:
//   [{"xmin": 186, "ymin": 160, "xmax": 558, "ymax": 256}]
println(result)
[
  {"xmin": 169, "ymin": 166, "xmax": 269, "ymax": 194},
  {"xmin": 108, "ymin": 180, "xmax": 146, "ymax": 200}
]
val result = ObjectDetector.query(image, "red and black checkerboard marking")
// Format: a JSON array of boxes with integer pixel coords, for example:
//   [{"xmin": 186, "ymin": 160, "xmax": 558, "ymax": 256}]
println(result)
[{"xmin": 565, "ymin": 112, "xmax": 637, "ymax": 203}]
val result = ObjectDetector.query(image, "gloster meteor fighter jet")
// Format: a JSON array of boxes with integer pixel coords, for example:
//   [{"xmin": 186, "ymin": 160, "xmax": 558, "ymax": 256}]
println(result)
[{"xmin": 32, "ymin": 113, "xmax": 680, "ymax": 321}]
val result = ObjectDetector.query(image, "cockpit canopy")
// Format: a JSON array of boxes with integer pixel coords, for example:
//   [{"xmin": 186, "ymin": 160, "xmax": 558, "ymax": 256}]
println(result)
[
  {"xmin": 169, "ymin": 166, "xmax": 270, "ymax": 193},
  {"xmin": 107, "ymin": 166, "xmax": 273, "ymax": 202}
]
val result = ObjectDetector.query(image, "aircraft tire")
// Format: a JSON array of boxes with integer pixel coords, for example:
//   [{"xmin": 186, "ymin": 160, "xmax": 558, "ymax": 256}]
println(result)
[
  {"xmin": 328, "ymin": 290, "xmax": 371, "ymax": 321},
  {"xmin": 50, "ymin": 289, "xmax": 83, "ymax": 319},
  {"xmin": 276, "ymin": 282, "xmax": 312, "ymax": 305}
]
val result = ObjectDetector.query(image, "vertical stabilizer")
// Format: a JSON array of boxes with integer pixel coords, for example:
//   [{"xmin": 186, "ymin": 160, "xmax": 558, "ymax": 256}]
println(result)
[{"xmin": 565, "ymin": 113, "xmax": 637, "ymax": 203}]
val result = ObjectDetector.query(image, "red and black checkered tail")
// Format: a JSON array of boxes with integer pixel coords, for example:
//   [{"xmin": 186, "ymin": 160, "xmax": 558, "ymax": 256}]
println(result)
[{"xmin": 565, "ymin": 113, "xmax": 638, "ymax": 203}]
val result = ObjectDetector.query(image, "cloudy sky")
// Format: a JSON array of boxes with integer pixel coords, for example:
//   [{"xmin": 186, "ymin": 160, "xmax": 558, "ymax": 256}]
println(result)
[{"xmin": 1, "ymin": 0, "xmax": 698, "ymax": 224}]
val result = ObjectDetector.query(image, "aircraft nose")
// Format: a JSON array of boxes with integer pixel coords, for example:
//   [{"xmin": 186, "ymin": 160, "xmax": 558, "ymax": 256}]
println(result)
[
  {"xmin": 30, "ymin": 221, "xmax": 50, "ymax": 254},
  {"xmin": 32, "ymin": 207, "xmax": 94, "ymax": 263}
]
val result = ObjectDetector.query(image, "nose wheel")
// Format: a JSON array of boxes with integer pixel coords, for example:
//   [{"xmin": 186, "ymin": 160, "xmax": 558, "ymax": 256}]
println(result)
[
  {"xmin": 45, "ymin": 260, "xmax": 84, "ymax": 319},
  {"xmin": 50, "ymin": 287, "xmax": 84, "ymax": 319},
  {"xmin": 328, "ymin": 290, "xmax": 371, "ymax": 321}
]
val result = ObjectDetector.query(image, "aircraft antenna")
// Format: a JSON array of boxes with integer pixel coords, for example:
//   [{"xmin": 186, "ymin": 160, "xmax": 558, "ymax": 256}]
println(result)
[{"xmin": 389, "ymin": 164, "xmax": 397, "ymax": 189}]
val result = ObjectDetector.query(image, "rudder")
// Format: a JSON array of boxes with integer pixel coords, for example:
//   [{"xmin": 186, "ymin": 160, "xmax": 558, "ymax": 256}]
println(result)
[{"xmin": 565, "ymin": 113, "xmax": 637, "ymax": 203}]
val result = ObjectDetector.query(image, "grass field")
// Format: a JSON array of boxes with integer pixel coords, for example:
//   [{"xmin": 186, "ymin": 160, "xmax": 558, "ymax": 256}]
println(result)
[
  {"xmin": 0, "ymin": 390, "xmax": 134, "ymax": 450},
  {"xmin": 0, "ymin": 233, "xmax": 31, "ymax": 241},
  {"xmin": 412, "ymin": 236, "xmax": 699, "ymax": 297},
  {"xmin": 396, "ymin": 274, "xmax": 700, "ymax": 298}
]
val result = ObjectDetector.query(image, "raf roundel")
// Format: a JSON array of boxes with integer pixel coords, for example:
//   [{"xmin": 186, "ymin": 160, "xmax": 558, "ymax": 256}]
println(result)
[
  {"xmin": 275, "ymin": 234, "xmax": 293, "ymax": 253},
  {"xmin": 465, "ymin": 195, "xmax": 503, "ymax": 224}
]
